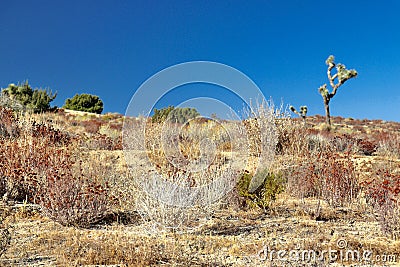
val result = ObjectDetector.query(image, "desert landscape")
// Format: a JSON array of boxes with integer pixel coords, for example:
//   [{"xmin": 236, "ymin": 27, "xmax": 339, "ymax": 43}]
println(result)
[
  {"xmin": 0, "ymin": 104, "xmax": 399, "ymax": 266},
  {"xmin": 1, "ymin": 1, "xmax": 399, "ymax": 266}
]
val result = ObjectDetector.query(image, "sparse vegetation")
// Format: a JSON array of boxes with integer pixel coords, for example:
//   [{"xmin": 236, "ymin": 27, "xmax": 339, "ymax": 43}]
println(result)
[
  {"xmin": 0, "ymin": 90, "xmax": 399, "ymax": 265},
  {"xmin": 363, "ymin": 166, "xmax": 400, "ymax": 238}
]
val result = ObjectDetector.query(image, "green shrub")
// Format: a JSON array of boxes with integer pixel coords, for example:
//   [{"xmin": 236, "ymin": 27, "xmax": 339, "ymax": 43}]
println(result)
[
  {"xmin": 1, "ymin": 81, "xmax": 56, "ymax": 113},
  {"xmin": 152, "ymin": 106, "xmax": 200, "ymax": 123},
  {"xmin": 237, "ymin": 169, "xmax": 285, "ymax": 210},
  {"xmin": 63, "ymin": 93, "xmax": 104, "ymax": 114},
  {"xmin": 30, "ymin": 89, "xmax": 57, "ymax": 113},
  {"xmin": 152, "ymin": 106, "xmax": 174, "ymax": 123}
]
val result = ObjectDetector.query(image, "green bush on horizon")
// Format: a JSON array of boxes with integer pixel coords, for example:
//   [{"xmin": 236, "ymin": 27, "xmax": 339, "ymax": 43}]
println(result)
[
  {"xmin": 152, "ymin": 106, "xmax": 200, "ymax": 123},
  {"xmin": 63, "ymin": 93, "xmax": 104, "ymax": 114},
  {"xmin": 1, "ymin": 81, "xmax": 56, "ymax": 113}
]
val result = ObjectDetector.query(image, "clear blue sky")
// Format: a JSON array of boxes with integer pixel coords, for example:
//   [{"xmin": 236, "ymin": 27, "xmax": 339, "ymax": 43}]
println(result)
[{"xmin": 1, "ymin": 1, "xmax": 399, "ymax": 121}]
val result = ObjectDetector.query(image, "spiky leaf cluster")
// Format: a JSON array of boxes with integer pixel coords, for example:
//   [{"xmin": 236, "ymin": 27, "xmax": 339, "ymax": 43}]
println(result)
[
  {"xmin": 290, "ymin": 105, "xmax": 308, "ymax": 119},
  {"xmin": 299, "ymin": 106, "xmax": 308, "ymax": 117},
  {"xmin": 336, "ymin": 64, "xmax": 358, "ymax": 83},
  {"xmin": 325, "ymin": 55, "xmax": 335, "ymax": 66},
  {"xmin": 318, "ymin": 84, "xmax": 329, "ymax": 98}
]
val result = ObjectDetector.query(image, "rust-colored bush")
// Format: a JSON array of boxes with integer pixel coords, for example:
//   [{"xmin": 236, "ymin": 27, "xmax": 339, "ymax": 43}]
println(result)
[
  {"xmin": 31, "ymin": 121, "xmax": 72, "ymax": 145},
  {"xmin": 287, "ymin": 144, "xmax": 359, "ymax": 207},
  {"xmin": 356, "ymin": 138, "xmax": 377, "ymax": 156},
  {"xmin": 81, "ymin": 133, "xmax": 121, "ymax": 150},
  {"xmin": 81, "ymin": 119, "xmax": 103, "ymax": 134},
  {"xmin": 0, "ymin": 113, "xmax": 113, "ymax": 227},
  {"xmin": 0, "ymin": 107, "xmax": 19, "ymax": 138},
  {"xmin": 362, "ymin": 168, "xmax": 400, "ymax": 237},
  {"xmin": 38, "ymin": 161, "xmax": 112, "ymax": 228}
]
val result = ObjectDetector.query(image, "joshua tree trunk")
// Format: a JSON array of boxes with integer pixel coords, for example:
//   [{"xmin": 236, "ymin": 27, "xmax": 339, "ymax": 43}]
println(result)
[
  {"xmin": 302, "ymin": 117, "xmax": 307, "ymax": 127},
  {"xmin": 324, "ymin": 100, "xmax": 331, "ymax": 126}
]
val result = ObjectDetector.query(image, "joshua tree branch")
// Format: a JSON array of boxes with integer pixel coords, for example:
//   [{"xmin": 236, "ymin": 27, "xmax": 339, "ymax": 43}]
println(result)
[{"xmin": 331, "ymin": 82, "xmax": 342, "ymax": 97}]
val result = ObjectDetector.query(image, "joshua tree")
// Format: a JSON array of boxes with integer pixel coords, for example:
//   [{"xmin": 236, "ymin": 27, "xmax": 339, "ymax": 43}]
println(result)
[
  {"xmin": 290, "ymin": 105, "xmax": 308, "ymax": 126},
  {"xmin": 318, "ymin": 55, "xmax": 358, "ymax": 126}
]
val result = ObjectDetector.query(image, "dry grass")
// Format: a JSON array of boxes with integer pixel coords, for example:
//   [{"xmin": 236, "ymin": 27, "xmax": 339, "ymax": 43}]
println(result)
[
  {"xmin": 1, "ymin": 196, "xmax": 399, "ymax": 266},
  {"xmin": 0, "ymin": 107, "xmax": 399, "ymax": 266}
]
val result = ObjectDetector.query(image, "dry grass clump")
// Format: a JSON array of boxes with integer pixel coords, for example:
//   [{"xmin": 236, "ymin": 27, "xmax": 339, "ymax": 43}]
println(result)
[
  {"xmin": 127, "ymin": 120, "xmax": 241, "ymax": 229},
  {"xmin": 375, "ymin": 132, "xmax": 400, "ymax": 158}
]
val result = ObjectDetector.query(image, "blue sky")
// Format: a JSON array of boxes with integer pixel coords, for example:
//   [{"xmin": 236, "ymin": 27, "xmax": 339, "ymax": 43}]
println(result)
[{"xmin": 0, "ymin": 1, "xmax": 399, "ymax": 121}]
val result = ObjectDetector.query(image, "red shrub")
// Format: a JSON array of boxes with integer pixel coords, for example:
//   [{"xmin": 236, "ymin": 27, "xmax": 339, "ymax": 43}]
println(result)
[
  {"xmin": 38, "ymin": 160, "xmax": 112, "ymax": 228},
  {"xmin": 81, "ymin": 119, "xmax": 103, "ymax": 134},
  {"xmin": 356, "ymin": 138, "xmax": 377, "ymax": 156},
  {"xmin": 81, "ymin": 133, "xmax": 121, "ymax": 150},
  {"xmin": 31, "ymin": 121, "xmax": 72, "ymax": 145},
  {"xmin": 288, "ymin": 145, "xmax": 359, "ymax": 207},
  {"xmin": 0, "ymin": 107, "xmax": 19, "ymax": 138},
  {"xmin": 0, "ymin": 114, "xmax": 113, "ymax": 227},
  {"xmin": 363, "ymin": 169, "xmax": 400, "ymax": 206},
  {"xmin": 362, "ymin": 169, "xmax": 400, "ymax": 236}
]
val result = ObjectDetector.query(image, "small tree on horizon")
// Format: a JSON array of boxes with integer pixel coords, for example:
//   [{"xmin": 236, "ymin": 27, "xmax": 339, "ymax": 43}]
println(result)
[
  {"xmin": 318, "ymin": 55, "xmax": 358, "ymax": 126},
  {"xmin": 63, "ymin": 93, "xmax": 104, "ymax": 114},
  {"xmin": 290, "ymin": 105, "xmax": 308, "ymax": 126},
  {"xmin": 1, "ymin": 81, "xmax": 56, "ymax": 113},
  {"xmin": 152, "ymin": 106, "xmax": 200, "ymax": 123}
]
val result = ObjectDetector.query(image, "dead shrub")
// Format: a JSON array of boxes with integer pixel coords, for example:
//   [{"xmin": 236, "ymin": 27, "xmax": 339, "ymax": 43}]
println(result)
[
  {"xmin": 37, "ymin": 161, "xmax": 112, "ymax": 228},
  {"xmin": 81, "ymin": 119, "xmax": 102, "ymax": 134},
  {"xmin": 375, "ymin": 132, "xmax": 400, "ymax": 158},
  {"xmin": 0, "ymin": 113, "xmax": 113, "ymax": 227},
  {"xmin": 287, "ymin": 144, "xmax": 360, "ymax": 207},
  {"xmin": 81, "ymin": 133, "xmax": 121, "ymax": 150},
  {"xmin": 0, "ymin": 107, "xmax": 19, "ymax": 138},
  {"xmin": 31, "ymin": 121, "xmax": 72, "ymax": 145},
  {"xmin": 362, "ymin": 168, "xmax": 400, "ymax": 238},
  {"xmin": 0, "ymin": 136, "xmax": 60, "ymax": 202},
  {"xmin": 356, "ymin": 138, "xmax": 377, "ymax": 156}
]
